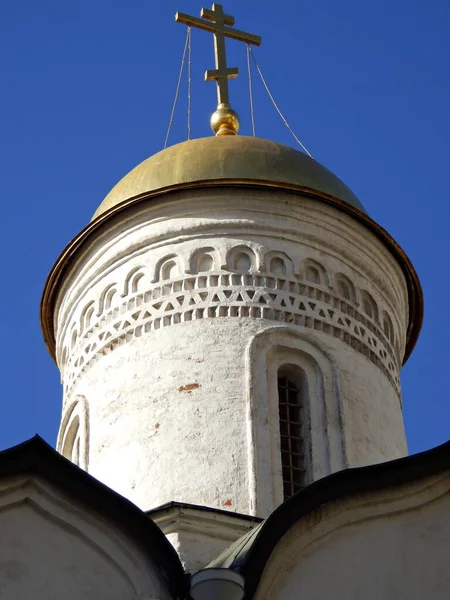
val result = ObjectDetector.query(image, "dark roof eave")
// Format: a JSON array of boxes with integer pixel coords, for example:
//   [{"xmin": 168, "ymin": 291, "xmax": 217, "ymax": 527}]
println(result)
[
  {"xmin": 0, "ymin": 436, "xmax": 188, "ymax": 598},
  {"xmin": 209, "ymin": 439, "xmax": 450, "ymax": 598},
  {"xmin": 147, "ymin": 500, "xmax": 263, "ymax": 523}
]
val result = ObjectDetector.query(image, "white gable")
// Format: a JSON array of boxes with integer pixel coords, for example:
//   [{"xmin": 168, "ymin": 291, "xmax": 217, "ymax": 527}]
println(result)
[
  {"xmin": 0, "ymin": 475, "xmax": 174, "ymax": 600},
  {"xmin": 255, "ymin": 472, "xmax": 450, "ymax": 600}
]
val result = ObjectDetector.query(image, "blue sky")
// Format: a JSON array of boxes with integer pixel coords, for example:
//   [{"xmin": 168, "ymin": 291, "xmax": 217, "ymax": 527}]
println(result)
[{"xmin": 1, "ymin": 0, "xmax": 449, "ymax": 455}]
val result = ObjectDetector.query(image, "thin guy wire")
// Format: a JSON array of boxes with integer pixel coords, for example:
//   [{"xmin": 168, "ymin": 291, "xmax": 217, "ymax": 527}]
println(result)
[
  {"xmin": 164, "ymin": 27, "xmax": 190, "ymax": 149},
  {"xmin": 187, "ymin": 27, "xmax": 192, "ymax": 140},
  {"xmin": 247, "ymin": 45, "xmax": 313, "ymax": 158},
  {"xmin": 246, "ymin": 44, "xmax": 256, "ymax": 136}
]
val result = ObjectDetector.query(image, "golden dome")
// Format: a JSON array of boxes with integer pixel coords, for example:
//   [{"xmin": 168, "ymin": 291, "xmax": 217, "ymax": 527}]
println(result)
[{"xmin": 93, "ymin": 136, "xmax": 365, "ymax": 220}]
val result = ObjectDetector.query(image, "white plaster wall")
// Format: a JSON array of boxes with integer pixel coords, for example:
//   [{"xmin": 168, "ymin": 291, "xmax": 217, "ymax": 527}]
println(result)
[
  {"xmin": 166, "ymin": 530, "xmax": 236, "ymax": 573},
  {"xmin": 54, "ymin": 188, "xmax": 410, "ymax": 516},
  {"xmin": 151, "ymin": 506, "xmax": 262, "ymax": 573},
  {"xmin": 0, "ymin": 475, "xmax": 174, "ymax": 600},
  {"xmin": 255, "ymin": 473, "xmax": 450, "ymax": 600},
  {"xmin": 80, "ymin": 319, "xmax": 256, "ymax": 512}
]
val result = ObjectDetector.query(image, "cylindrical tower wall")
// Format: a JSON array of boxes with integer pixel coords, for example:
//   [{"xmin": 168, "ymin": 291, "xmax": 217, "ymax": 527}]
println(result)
[{"xmin": 54, "ymin": 188, "xmax": 409, "ymax": 516}]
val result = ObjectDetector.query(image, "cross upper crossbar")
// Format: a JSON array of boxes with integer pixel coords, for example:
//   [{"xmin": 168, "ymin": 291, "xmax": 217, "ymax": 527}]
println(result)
[
  {"xmin": 176, "ymin": 3, "xmax": 261, "ymax": 107},
  {"xmin": 176, "ymin": 11, "xmax": 261, "ymax": 45}
]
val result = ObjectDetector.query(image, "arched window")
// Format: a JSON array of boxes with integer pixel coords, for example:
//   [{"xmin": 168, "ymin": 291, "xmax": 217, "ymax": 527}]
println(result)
[
  {"xmin": 80, "ymin": 301, "xmax": 95, "ymax": 332},
  {"xmin": 264, "ymin": 251, "xmax": 294, "ymax": 277},
  {"xmin": 62, "ymin": 415, "xmax": 81, "ymax": 465},
  {"xmin": 153, "ymin": 254, "xmax": 181, "ymax": 283},
  {"xmin": 122, "ymin": 266, "xmax": 147, "ymax": 296},
  {"xmin": 226, "ymin": 245, "xmax": 256, "ymax": 273},
  {"xmin": 361, "ymin": 290, "xmax": 378, "ymax": 322},
  {"xmin": 338, "ymin": 280, "xmax": 350, "ymax": 299},
  {"xmin": 382, "ymin": 311, "xmax": 395, "ymax": 344},
  {"xmin": 161, "ymin": 260, "xmax": 179, "ymax": 280},
  {"xmin": 303, "ymin": 259, "xmax": 328, "ymax": 286},
  {"xmin": 247, "ymin": 330, "xmax": 343, "ymax": 515},
  {"xmin": 57, "ymin": 395, "xmax": 89, "ymax": 471},
  {"xmin": 97, "ymin": 283, "xmax": 118, "ymax": 316},
  {"xmin": 189, "ymin": 247, "xmax": 217, "ymax": 274},
  {"xmin": 71, "ymin": 329, "xmax": 78, "ymax": 349},
  {"xmin": 335, "ymin": 274, "xmax": 356, "ymax": 303},
  {"xmin": 305, "ymin": 266, "xmax": 320, "ymax": 284},
  {"xmin": 85, "ymin": 305, "xmax": 95, "ymax": 329},
  {"xmin": 104, "ymin": 288, "xmax": 118, "ymax": 311},
  {"xmin": 131, "ymin": 272, "xmax": 145, "ymax": 293},
  {"xmin": 277, "ymin": 365, "xmax": 307, "ymax": 500},
  {"xmin": 60, "ymin": 346, "xmax": 68, "ymax": 369}
]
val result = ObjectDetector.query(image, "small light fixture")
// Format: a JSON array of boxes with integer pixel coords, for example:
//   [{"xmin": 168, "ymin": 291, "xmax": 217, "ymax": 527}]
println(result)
[{"xmin": 190, "ymin": 568, "xmax": 245, "ymax": 600}]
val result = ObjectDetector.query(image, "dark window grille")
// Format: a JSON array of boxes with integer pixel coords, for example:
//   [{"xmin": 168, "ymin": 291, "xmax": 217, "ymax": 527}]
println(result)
[{"xmin": 278, "ymin": 376, "xmax": 305, "ymax": 500}]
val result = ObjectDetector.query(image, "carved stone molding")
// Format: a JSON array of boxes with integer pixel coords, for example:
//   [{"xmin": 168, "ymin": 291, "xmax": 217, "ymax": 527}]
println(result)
[{"xmin": 62, "ymin": 271, "xmax": 400, "ymax": 396}]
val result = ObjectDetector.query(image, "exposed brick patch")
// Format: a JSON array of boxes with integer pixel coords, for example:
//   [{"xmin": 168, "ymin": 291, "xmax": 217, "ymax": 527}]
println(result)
[{"xmin": 178, "ymin": 383, "xmax": 200, "ymax": 393}]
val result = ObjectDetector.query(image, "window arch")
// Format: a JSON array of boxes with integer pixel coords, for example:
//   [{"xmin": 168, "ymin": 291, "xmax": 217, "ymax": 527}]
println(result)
[
  {"xmin": 264, "ymin": 251, "xmax": 294, "ymax": 277},
  {"xmin": 306, "ymin": 266, "xmax": 320, "ymax": 284},
  {"xmin": 123, "ymin": 266, "xmax": 146, "ymax": 296},
  {"xmin": 131, "ymin": 272, "xmax": 145, "ymax": 293},
  {"xmin": 361, "ymin": 290, "xmax": 379, "ymax": 322},
  {"xmin": 152, "ymin": 254, "xmax": 180, "ymax": 283},
  {"xmin": 302, "ymin": 259, "xmax": 328, "ymax": 286},
  {"xmin": 335, "ymin": 274, "xmax": 356, "ymax": 303},
  {"xmin": 161, "ymin": 260, "xmax": 178, "ymax": 280},
  {"xmin": 382, "ymin": 311, "xmax": 395, "ymax": 344},
  {"xmin": 226, "ymin": 245, "xmax": 256, "ymax": 273},
  {"xmin": 277, "ymin": 365, "xmax": 308, "ymax": 499},
  {"xmin": 57, "ymin": 395, "xmax": 89, "ymax": 471},
  {"xmin": 104, "ymin": 288, "xmax": 117, "ymax": 310},
  {"xmin": 62, "ymin": 415, "xmax": 81, "ymax": 465},
  {"xmin": 60, "ymin": 346, "xmax": 68, "ymax": 370},
  {"xmin": 70, "ymin": 329, "xmax": 78, "ymax": 349},
  {"xmin": 84, "ymin": 305, "xmax": 95, "ymax": 329},
  {"xmin": 80, "ymin": 301, "xmax": 95, "ymax": 332},
  {"xmin": 97, "ymin": 283, "xmax": 119, "ymax": 316},
  {"xmin": 189, "ymin": 247, "xmax": 218, "ymax": 274}
]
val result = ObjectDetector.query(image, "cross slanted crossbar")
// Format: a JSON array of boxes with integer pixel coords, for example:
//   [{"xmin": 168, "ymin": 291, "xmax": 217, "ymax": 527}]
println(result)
[{"xmin": 176, "ymin": 3, "xmax": 261, "ymax": 106}]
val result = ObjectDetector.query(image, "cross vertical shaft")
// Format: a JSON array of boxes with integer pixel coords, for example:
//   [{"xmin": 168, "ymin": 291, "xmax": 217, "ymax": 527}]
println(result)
[
  {"xmin": 176, "ymin": 3, "xmax": 261, "ymax": 135},
  {"xmin": 203, "ymin": 4, "xmax": 237, "ymax": 106}
]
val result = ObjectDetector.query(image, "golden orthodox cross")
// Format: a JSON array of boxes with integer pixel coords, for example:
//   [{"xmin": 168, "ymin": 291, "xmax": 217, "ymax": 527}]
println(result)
[{"xmin": 176, "ymin": 3, "xmax": 261, "ymax": 107}]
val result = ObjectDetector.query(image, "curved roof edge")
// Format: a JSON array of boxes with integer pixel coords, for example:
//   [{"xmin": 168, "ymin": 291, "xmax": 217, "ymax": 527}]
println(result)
[
  {"xmin": 40, "ymin": 183, "xmax": 423, "ymax": 366},
  {"xmin": 209, "ymin": 438, "xmax": 450, "ymax": 597},
  {"xmin": 0, "ymin": 435, "xmax": 188, "ymax": 598}
]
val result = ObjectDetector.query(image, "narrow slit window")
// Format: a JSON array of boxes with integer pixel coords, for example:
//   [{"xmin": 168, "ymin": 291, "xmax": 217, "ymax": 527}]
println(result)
[{"xmin": 278, "ymin": 375, "xmax": 306, "ymax": 500}]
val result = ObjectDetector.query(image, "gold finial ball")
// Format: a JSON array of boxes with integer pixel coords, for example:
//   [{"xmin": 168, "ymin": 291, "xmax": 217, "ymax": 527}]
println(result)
[{"xmin": 210, "ymin": 103, "xmax": 240, "ymax": 136}]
